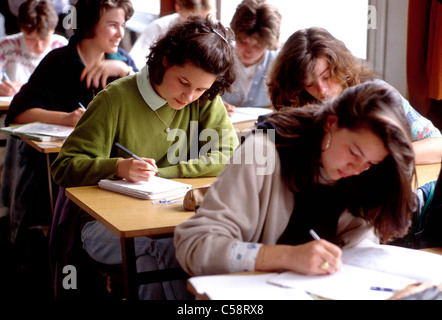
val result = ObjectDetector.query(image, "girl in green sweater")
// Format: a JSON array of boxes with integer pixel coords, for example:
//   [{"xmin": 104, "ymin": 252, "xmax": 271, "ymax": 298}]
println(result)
[{"xmin": 50, "ymin": 16, "xmax": 239, "ymax": 300}]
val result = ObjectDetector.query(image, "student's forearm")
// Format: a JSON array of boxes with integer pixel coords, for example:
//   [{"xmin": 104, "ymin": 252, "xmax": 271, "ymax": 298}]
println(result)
[
  {"xmin": 413, "ymin": 138, "xmax": 442, "ymax": 165},
  {"xmin": 14, "ymin": 108, "xmax": 75, "ymax": 126}
]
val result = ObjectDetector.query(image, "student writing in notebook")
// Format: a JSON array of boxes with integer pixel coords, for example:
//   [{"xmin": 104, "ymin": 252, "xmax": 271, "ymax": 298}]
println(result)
[
  {"xmin": 0, "ymin": 0, "xmax": 67, "ymax": 97},
  {"xmin": 51, "ymin": 16, "xmax": 238, "ymax": 299},
  {"xmin": 267, "ymin": 27, "xmax": 442, "ymax": 165},
  {"xmin": 222, "ymin": 0, "xmax": 281, "ymax": 116},
  {"xmin": 175, "ymin": 82, "xmax": 417, "ymax": 277},
  {"xmin": 0, "ymin": 0, "xmax": 136, "ymax": 259}
]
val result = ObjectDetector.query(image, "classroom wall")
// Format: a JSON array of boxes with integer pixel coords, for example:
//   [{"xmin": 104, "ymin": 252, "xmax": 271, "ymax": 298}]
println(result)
[{"xmin": 383, "ymin": 0, "xmax": 409, "ymax": 97}]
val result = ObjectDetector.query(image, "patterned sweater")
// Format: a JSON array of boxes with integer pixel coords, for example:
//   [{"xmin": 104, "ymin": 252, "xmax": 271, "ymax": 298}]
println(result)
[{"xmin": 0, "ymin": 32, "xmax": 67, "ymax": 83}]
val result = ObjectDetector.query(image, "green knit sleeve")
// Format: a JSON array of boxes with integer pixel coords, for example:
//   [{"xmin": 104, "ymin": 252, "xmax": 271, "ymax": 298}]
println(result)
[{"xmin": 51, "ymin": 90, "xmax": 120, "ymax": 187}]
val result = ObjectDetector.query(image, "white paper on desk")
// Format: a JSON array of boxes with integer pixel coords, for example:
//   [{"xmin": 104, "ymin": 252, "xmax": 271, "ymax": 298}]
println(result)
[
  {"xmin": 269, "ymin": 266, "xmax": 417, "ymax": 300},
  {"xmin": 98, "ymin": 176, "xmax": 192, "ymax": 200},
  {"xmin": 189, "ymin": 273, "xmax": 313, "ymax": 300},
  {"xmin": 13, "ymin": 122, "xmax": 74, "ymax": 138},
  {"xmin": 229, "ymin": 107, "xmax": 272, "ymax": 124},
  {"xmin": 0, "ymin": 96, "xmax": 13, "ymax": 102},
  {"xmin": 268, "ymin": 239, "xmax": 442, "ymax": 300},
  {"xmin": 342, "ymin": 239, "xmax": 442, "ymax": 283}
]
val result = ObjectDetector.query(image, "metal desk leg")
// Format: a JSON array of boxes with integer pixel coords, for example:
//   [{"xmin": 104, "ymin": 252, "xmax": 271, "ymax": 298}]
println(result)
[
  {"xmin": 121, "ymin": 237, "xmax": 139, "ymax": 300},
  {"xmin": 45, "ymin": 153, "xmax": 54, "ymax": 215}
]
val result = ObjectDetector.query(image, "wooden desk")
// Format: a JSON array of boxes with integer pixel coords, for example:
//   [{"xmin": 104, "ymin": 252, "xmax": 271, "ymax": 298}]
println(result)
[
  {"xmin": 63, "ymin": 160, "xmax": 441, "ymax": 299},
  {"xmin": 21, "ymin": 138, "xmax": 63, "ymax": 214},
  {"xmin": 65, "ymin": 177, "xmax": 215, "ymax": 300},
  {"xmin": 0, "ymin": 97, "xmax": 12, "ymax": 111},
  {"xmin": 415, "ymin": 162, "xmax": 441, "ymax": 187},
  {"xmin": 233, "ymin": 120, "xmax": 256, "ymax": 138}
]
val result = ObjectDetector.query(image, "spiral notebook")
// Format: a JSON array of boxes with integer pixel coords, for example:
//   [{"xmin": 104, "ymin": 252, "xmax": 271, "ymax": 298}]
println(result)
[{"xmin": 98, "ymin": 176, "xmax": 192, "ymax": 200}]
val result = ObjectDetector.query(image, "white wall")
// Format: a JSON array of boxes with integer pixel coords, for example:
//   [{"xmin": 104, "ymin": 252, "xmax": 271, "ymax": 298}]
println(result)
[{"xmin": 383, "ymin": 0, "xmax": 409, "ymax": 96}]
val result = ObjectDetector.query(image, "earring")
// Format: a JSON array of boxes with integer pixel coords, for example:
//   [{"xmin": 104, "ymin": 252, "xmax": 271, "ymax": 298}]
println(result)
[{"xmin": 322, "ymin": 132, "xmax": 331, "ymax": 151}]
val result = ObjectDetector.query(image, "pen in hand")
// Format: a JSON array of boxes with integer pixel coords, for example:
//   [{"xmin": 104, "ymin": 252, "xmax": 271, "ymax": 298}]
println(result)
[
  {"xmin": 114, "ymin": 142, "xmax": 161, "ymax": 175},
  {"xmin": 309, "ymin": 229, "xmax": 321, "ymax": 241},
  {"xmin": 2, "ymin": 70, "xmax": 11, "ymax": 82},
  {"xmin": 370, "ymin": 286, "xmax": 396, "ymax": 292},
  {"xmin": 78, "ymin": 102, "xmax": 86, "ymax": 110}
]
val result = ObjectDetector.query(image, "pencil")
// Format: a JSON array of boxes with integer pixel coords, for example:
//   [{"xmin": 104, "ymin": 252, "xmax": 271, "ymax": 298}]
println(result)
[{"xmin": 114, "ymin": 142, "xmax": 161, "ymax": 175}]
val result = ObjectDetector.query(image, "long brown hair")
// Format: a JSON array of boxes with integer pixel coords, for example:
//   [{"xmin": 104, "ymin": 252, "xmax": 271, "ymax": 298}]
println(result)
[
  {"xmin": 268, "ymin": 27, "xmax": 374, "ymax": 109},
  {"xmin": 263, "ymin": 82, "xmax": 416, "ymax": 242}
]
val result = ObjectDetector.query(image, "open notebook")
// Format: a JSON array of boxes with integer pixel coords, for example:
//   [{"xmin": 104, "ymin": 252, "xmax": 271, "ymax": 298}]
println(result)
[{"xmin": 98, "ymin": 176, "xmax": 192, "ymax": 200}]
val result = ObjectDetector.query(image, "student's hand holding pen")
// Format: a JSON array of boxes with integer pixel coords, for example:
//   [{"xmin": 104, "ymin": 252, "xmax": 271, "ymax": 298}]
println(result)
[
  {"xmin": 116, "ymin": 157, "xmax": 159, "ymax": 182},
  {"xmin": 63, "ymin": 107, "xmax": 86, "ymax": 126},
  {"xmin": 223, "ymin": 101, "xmax": 236, "ymax": 117},
  {"xmin": 254, "ymin": 238, "xmax": 342, "ymax": 276},
  {"xmin": 0, "ymin": 80, "xmax": 22, "ymax": 96}
]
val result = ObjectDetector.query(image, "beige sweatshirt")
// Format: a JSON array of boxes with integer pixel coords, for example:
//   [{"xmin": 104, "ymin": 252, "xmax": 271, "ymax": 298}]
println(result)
[{"xmin": 174, "ymin": 132, "xmax": 377, "ymax": 276}]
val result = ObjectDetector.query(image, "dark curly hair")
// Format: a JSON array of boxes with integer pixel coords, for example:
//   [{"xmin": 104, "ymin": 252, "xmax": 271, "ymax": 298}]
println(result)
[{"xmin": 147, "ymin": 15, "xmax": 238, "ymax": 102}]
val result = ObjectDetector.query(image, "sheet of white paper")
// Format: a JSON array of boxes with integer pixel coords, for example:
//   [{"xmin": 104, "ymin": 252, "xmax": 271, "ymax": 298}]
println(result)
[
  {"xmin": 189, "ymin": 273, "xmax": 313, "ymax": 300},
  {"xmin": 269, "ymin": 265, "xmax": 416, "ymax": 300},
  {"xmin": 268, "ymin": 239, "xmax": 442, "ymax": 300},
  {"xmin": 342, "ymin": 239, "xmax": 442, "ymax": 283},
  {"xmin": 0, "ymin": 96, "xmax": 13, "ymax": 102},
  {"xmin": 13, "ymin": 122, "xmax": 74, "ymax": 137},
  {"xmin": 229, "ymin": 107, "xmax": 272, "ymax": 124}
]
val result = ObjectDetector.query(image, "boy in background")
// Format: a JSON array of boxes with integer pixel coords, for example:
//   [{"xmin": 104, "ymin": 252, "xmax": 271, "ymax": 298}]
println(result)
[{"xmin": 0, "ymin": 0, "xmax": 67, "ymax": 96}]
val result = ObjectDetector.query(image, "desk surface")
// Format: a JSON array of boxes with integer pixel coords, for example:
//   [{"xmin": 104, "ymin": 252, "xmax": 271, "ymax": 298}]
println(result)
[
  {"xmin": 66, "ymin": 177, "xmax": 215, "ymax": 238},
  {"xmin": 21, "ymin": 137, "xmax": 63, "ymax": 153},
  {"xmin": 415, "ymin": 162, "xmax": 441, "ymax": 187},
  {"xmin": 0, "ymin": 98, "xmax": 11, "ymax": 111}
]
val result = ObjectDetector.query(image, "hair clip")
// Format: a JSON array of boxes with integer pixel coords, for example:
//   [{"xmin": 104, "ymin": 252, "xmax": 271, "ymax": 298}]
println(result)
[{"xmin": 211, "ymin": 27, "xmax": 229, "ymax": 44}]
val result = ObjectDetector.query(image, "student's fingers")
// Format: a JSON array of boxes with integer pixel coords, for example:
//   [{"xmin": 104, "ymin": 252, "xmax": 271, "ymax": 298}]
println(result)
[
  {"xmin": 142, "ymin": 158, "xmax": 158, "ymax": 171},
  {"xmin": 224, "ymin": 102, "xmax": 236, "ymax": 116},
  {"xmin": 0, "ymin": 81, "xmax": 14, "ymax": 96},
  {"xmin": 313, "ymin": 239, "xmax": 342, "ymax": 274},
  {"xmin": 118, "ymin": 159, "xmax": 157, "ymax": 182},
  {"xmin": 64, "ymin": 108, "xmax": 86, "ymax": 126},
  {"xmin": 0, "ymin": 85, "xmax": 11, "ymax": 96},
  {"xmin": 81, "ymin": 66, "xmax": 101, "ymax": 89}
]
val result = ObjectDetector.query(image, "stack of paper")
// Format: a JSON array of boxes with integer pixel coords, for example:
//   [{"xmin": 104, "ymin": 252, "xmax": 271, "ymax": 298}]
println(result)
[
  {"xmin": 98, "ymin": 176, "xmax": 192, "ymax": 200},
  {"xmin": 1, "ymin": 122, "xmax": 74, "ymax": 141}
]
